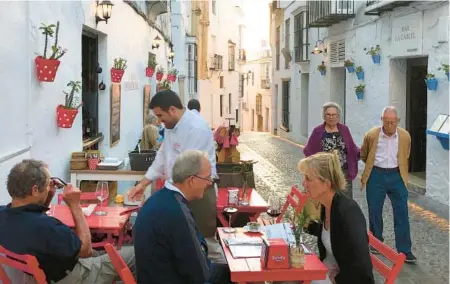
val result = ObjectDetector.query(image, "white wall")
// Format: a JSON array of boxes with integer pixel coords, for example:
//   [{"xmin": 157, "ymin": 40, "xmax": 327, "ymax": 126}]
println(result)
[{"xmin": 0, "ymin": 1, "xmax": 173, "ymax": 204}]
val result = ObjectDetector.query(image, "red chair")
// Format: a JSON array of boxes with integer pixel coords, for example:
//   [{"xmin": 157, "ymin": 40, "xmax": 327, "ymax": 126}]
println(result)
[
  {"xmin": 104, "ymin": 244, "xmax": 136, "ymax": 284},
  {"xmin": 368, "ymin": 231, "xmax": 406, "ymax": 284},
  {"xmin": 275, "ymin": 185, "xmax": 309, "ymax": 223},
  {"xmin": 0, "ymin": 246, "xmax": 47, "ymax": 284},
  {"xmin": 57, "ymin": 192, "xmax": 108, "ymax": 206}
]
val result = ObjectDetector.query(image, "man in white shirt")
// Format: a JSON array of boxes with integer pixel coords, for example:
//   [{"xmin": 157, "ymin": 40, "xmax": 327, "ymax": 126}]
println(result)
[
  {"xmin": 187, "ymin": 98, "xmax": 201, "ymax": 115},
  {"xmin": 128, "ymin": 90, "xmax": 225, "ymax": 263}
]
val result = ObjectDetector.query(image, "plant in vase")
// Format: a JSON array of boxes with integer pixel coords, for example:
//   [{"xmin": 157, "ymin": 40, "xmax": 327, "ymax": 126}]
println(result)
[
  {"xmin": 233, "ymin": 160, "xmax": 257, "ymax": 206},
  {"xmin": 35, "ymin": 21, "xmax": 67, "ymax": 82},
  {"xmin": 355, "ymin": 66, "xmax": 364, "ymax": 80},
  {"xmin": 354, "ymin": 84, "xmax": 365, "ymax": 100},
  {"xmin": 57, "ymin": 80, "xmax": 82, "ymax": 128},
  {"xmin": 344, "ymin": 59, "xmax": 355, "ymax": 73},
  {"xmin": 156, "ymin": 66, "xmax": 165, "ymax": 81},
  {"xmin": 366, "ymin": 45, "xmax": 381, "ymax": 64},
  {"xmin": 168, "ymin": 68, "xmax": 179, "ymax": 82},
  {"xmin": 317, "ymin": 61, "xmax": 326, "ymax": 76},
  {"xmin": 146, "ymin": 57, "xmax": 157, "ymax": 78},
  {"xmin": 425, "ymin": 73, "xmax": 438, "ymax": 91},
  {"xmin": 111, "ymin": 58, "xmax": 127, "ymax": 83},
  {"xmin": 289, "ymin": 208, "xmax": 311, "ymax": 268},
  {"xmin": 438, "ymin": 63, "xmax": 449, "ymax": 81},
  {"xmin": 157, "ymin": 79, "xmax": 171, "ymax": 91}
]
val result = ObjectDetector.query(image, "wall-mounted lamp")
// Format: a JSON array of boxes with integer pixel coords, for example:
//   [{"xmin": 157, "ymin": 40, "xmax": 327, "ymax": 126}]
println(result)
[
  {"xmin": 96, "ymin": 0, "xmax": 114, "ymax": 24},
  {"xmin": 152, "ymin": 35, "xmax": 161, "ymax": 49},
  {"xmin": 168, "ymin": 47, "xmax": 175, "ymax": 63},
  {"xmin": 311, "ymin": 40, "xmax": 327, "ymax": 55}
]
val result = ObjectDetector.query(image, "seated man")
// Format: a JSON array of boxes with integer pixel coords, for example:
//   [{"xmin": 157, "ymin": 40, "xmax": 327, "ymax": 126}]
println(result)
[
  {"xmin": 0, "ymin": 159, "xmax": 135, "ymax": 283},
  {"xmin": 133, "ymin": 150, "xmax": 231, "ymax": 284}
]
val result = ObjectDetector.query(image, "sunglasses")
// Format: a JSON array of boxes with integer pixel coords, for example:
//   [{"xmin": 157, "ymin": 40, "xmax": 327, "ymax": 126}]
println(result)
[{"xmin": 50, "ymin": 177, "xmax": 67, "ymax": 189}]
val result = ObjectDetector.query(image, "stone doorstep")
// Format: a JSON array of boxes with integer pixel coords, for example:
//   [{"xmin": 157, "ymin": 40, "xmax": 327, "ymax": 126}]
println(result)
[{"xmin": 408, "ymin": 180, "xmax": 426, "ymax": 195}]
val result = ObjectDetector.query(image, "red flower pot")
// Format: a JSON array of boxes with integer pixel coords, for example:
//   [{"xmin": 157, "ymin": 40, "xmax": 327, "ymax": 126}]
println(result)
[
  {"xmin": 111, "ymin": 68, "xmax": 125, "ymax": 83},
  {"xmin": 172, "ymin": 74, "xmax": 177, "ymax": 82},
  {"xmin": 88, "ymin": 158, "xmax": 99, "ymax": 170},
  {"xmin": 146, "ymin": 67, "xmax": 155, "ymax": 78},
  {"xmin": 156, "ymin": 72, "xmax": 164, "ymax": 81},
  {"xmin": 56, "ymin": 105, "xmax": 78, "ymax": 128},
  {"xmin": 35, "ymin": 56, "xmax": 61, "ymax": 82}
]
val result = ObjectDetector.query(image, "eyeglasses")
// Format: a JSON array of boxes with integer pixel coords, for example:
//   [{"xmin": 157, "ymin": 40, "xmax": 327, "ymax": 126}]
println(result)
[
  {"xmin": 49, "ymin": 177, "xmax": 67, "ymax": 189},
  {"xmin": 192, "ymin": 175, "xmax": 213, "ymax": 183},
  {"xmin": 383, "ymin": 120, "xmax": 399, "ymax": 125},
  {"xmin": 325, "ymin": 114, "xmax": 338, "ymax": 118}
]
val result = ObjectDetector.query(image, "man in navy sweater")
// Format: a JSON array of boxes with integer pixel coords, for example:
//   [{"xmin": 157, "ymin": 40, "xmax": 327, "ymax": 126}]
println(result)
[{"xmin": 133, "ymin": 150, "xmax": 230, "ymax": 284}]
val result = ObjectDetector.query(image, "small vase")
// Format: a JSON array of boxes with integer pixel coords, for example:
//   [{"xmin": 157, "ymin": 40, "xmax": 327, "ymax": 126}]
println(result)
[
  {"xmin": 240, "ymin": 181, "xmax": 249, "ymax": 206},
  {"xmin": 346, "ymin": 65, "xmax": 355, "ymax": 73},
  {"xmin": 290, "ymin": 245, "xmax": 305, "ymax": 268}
]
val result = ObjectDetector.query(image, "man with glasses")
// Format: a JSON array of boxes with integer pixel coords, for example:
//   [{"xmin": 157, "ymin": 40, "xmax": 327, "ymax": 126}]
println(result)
[
  {"xmin": 0, "ymin": 159, "xmax": 135, "ymax": 283},
  {"xmin": 360, "ymin": 106, "xmax": 417, "ymax": 263},
  {"xmin": 133, "ymin": 150, "xmax": 231, "ymax": 284}
]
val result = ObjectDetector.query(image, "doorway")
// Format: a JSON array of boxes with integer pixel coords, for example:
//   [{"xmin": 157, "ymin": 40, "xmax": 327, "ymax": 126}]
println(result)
[
  {"xmin": 330, "ymin": 67, "xmax": 346, "ymax": 123},
  {"xmin": 406, "ymin": 58, "xmax": 427, "ymax": 174},
  {"xmin": 81, "ymin": 32, "xmax": 99, "ymax": 142}
]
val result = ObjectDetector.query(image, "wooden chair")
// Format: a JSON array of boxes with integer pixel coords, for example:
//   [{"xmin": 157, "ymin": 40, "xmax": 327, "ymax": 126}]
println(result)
[
  {"xmin": 104, "ymin": 244, "xmax": 136, "ymax": 284},
  {"xmin": 368, "ymin": 231, "xmax": 406, "ymax": 284},
  {"xmin": 0, "ymin": 246, "xmax": 47, "ymax": 284},
  {"xmin": 57, "ymin": 192, "xmax": 108, "ymax": 206}
]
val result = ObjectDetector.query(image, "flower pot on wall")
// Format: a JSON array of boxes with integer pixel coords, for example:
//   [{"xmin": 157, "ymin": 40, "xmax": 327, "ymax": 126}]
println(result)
[
  {"xmin": 111, "ymin": 68, "xmax": 125, "ymax": 83},
  {"xmin": 355, "ymin": 91, "xmax": 364, "ymax": 100},
  {"xmin": 56, "ymin": 105, "xmax": 78, "ymax": 128},
  {"xmin": 145, "ymin": 67, "xmax": 155, "ymax": 78},
  {"xmin": 319, "ymin": 69, "xmax": 326, "ymax": 76},
  {"xmin": 156, "ymin": 72, "xmax": 164, "ymax": 81},
  {"xmin": 356, "ymin": 71, "xmax": 365, "ymax": 80},
  {"xmin": 425, "ymin": 78, "xmax": 438, "ymax": 90},
  {"xmin": 35, "ymin": 56, "xmax": 61, "ymax": 82},
  {"xmin": 346, "ymin": 65, "xmax": 355, "ymax": 73},
  {"xmin": 372, "ymin": 54, "xmax": 381, "ymax": 64},
  {"xmin": 446, "ymin": 72, "xmax": 449, "ymax": 81}
]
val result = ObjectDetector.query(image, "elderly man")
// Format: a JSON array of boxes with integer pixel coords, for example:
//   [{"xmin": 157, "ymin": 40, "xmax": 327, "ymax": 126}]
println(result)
[
  {"xmin": 360, "ymin": 106, "xmax": 416, "ymax": 263},
  {"xmin": 133, "ymin": 150, "xmax": 231, "ymax": 284},
  {"xmin": 0, "ymin": 159, "xmax": 135, "ymax": 283},
  {"xmin": 128, "ymin": 90, "xmax": 224, "ymax": 263}
]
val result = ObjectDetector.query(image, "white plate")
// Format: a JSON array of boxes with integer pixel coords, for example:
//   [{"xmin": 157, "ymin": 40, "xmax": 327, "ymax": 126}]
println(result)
[{"xmin": 243, "ymin": 225, "xmax": 262, "ymax": 233}]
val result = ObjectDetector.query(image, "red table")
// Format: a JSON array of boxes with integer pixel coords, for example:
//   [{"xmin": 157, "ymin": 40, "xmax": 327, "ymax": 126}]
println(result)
[
  {"xmin": 218, "ymin": 228, "xmax": 328, "ymax": 283},
  {"xmin": 216, "ymin": 188, "xmax": 268, "ymax": 227},
  {"xmin": 49, "ymin": 204, "xmax": 133, "ymax": 249}
]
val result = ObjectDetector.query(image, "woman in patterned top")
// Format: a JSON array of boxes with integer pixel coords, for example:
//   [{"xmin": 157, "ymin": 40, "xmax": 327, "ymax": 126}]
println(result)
[{"xmin": 303, "ymin": 102, "xmax": 359, "ymax": 198}]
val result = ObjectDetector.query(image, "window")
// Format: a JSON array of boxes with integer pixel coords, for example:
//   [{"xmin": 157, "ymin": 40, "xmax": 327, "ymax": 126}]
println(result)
[
  {"xmin": 228, "ymin": 93, "xmax": 232, "ymax": 114},
  {"xmin": 220, "ymin": 95, "xmax": 223, "ymax": 117},
  {"xmin": 281, "ymin": 80, "xmax": 290, "ymax": 131},
  {"xmin": 212, "ymin": 0, "xmax": 216, "ymax": 15},
  {"xmin": 187, "ymin": 43, "xmax": 198, "ymax": 94},
  {"xmin": 236, "ymin": 109, "xmax": 239, "ymax": 122},
  {"xmin": 276, "ymin": 26, "xmax": 280, "ymax": 70},
  {"xmin": 239, "ymin": 74, "xmax": 244, "ymax": 97},
  {"xmin": 285, "ymin": 19, "xmax": 290, "ymax": 69},
  {"xmin": 294, "ymin": 11, "xmax": 309, "ymax": 62},
  {"xmin": 252, "ymin": 72, "xmax": 254, "ymax": 86},
  {"xmin": 256, "ymin": 94, "xmax": 262, "ymax": 115},
  {"xmin": 228, "ymin": 44, "xmax": 235, "ymax": 71},
  {"xmin": 220, "ymin": 76, "xmax": 224, "ymax": 88}
]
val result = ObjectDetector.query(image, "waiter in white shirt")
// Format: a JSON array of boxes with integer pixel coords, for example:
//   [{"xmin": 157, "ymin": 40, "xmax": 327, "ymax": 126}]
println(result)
[
  {"xmin": 187, "ymin": 98, "xmax": 201, "ymax": 115},
  {"xmin": 128, "ymin": 90, "xmax": 225, "ymax": 263}
]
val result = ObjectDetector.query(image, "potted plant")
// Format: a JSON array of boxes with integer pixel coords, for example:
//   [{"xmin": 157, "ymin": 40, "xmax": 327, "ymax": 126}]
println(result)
[
  {"xmin": 156, "ymin": 66, "xmax": 165, "ymax": 81},
  {"xmin": 111, "ymin": 58, "xmax": 127, "ymax": 83},
  {"xmin": 355, "ymin": 66, "xmax": 364, "ymax": 80},
  {"xmin": 317, "ymin": 62, "xmax": 326, "ymax": 76},
  {"xmin": 438, "ymin": 63, "xmax": 449, "ymax": 81},
  {"xmin": 232, "ymin": 160, "xmax": 257, "ymax": 205},
  {"xmin": 366, "ymin": 45, "xmax": 381, "ymax": 64},
  {"xmin": 354, "ymin": 84, "xmax": 365, "ymax": 100},
  {"xmin": 425, "ymin": 73, "xmax": 438, "ymax": 91},
  {"xmin": 168, "ymin": 68, "xmax": 179, "ymax": 82},
  {"xmin": 35, "ymin": 22, "xmax": 67, "ymax": 82},
  {"xmin": 146, "ymin": 57, "xmax": 157, "ymax": 78},
  {"xmin": 156, "ymin": 79, "xmax": 171, "ymax": 91},
  {"xmin": 344, "ymin": 59, "xmax": 355, "ymax": 73},
  {"xmin": 57, "ymin": 81, "xmax": 82, "ymax": 128},
  {"xmin": 289, "ymin": 208, "xmax": 310, "ymax": 268}
]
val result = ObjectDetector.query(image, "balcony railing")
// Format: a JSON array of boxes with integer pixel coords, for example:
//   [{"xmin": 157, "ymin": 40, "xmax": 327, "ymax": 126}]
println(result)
[
  {"xmin": 307, "ymin": 0, "xmax": 355, "ymax": 27},
  {"xmin": 260, "ymin": 78, "xmax": 271, "ymax": 89},
  {"xmin": 209, "ymin": 54, "xmax": 223, "ymax": 70},
  {"xmin": 364, "ymin": 0, "xmax": 414, "ymax": 16}
]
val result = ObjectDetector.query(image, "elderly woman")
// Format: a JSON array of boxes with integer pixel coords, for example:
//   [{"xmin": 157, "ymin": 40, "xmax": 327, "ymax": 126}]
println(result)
[
  {"xmin": 303, "ymin": 102, "xmax": 359, "ymax": 198},
  {"xmin": 146, "ymin": 112, "xmax": 164, "ymax": 143},
  {"xmin": 299, "ymin": 152, "xmax": 374, "ymax": 284}
]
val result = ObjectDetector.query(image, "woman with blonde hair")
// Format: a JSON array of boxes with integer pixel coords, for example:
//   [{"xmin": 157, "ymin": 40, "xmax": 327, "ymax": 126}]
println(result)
[
  {"xmin": 140, "ymin": 113, "xmax": 162, "ymax": 150},
  {"xmin": 298, "ymin": 151, "xmax": 374, "ymax": 284}
]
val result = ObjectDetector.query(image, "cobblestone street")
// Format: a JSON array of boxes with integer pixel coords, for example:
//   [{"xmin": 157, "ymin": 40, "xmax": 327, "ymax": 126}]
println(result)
[{"xmin": 238, "ymin": 132, "xmax": 449, "ymax": 284}]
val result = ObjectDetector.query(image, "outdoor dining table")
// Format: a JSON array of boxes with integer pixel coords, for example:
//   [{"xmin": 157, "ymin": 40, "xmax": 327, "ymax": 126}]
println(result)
[
  {"xmin": 216, "ymin": 187, "xmax": 268, "ymax": 227},
  {"xmin": 48, "ymin": 204, "xmax": 134, "ymax": 249},
  {"xmin": 217, "ymin": 228, "xmax": 328, "ymax": 283}
]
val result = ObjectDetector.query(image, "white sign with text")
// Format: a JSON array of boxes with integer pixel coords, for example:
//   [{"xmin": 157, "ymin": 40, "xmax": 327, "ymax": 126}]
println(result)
[{"xmin": 391, "ymin": 12, "xmax": 423, "ymax": 57}]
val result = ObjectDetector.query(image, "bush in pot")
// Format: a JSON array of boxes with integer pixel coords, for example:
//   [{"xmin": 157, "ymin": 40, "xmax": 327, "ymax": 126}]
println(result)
[
  {"xmin": 425, "ymin": 73, "xmax": 438, "ymax": 91},
  {"xmin": 438, "ymin": 63, "xmax": 449, "ymax": 81},
  {"xmin": 57, "ymin": 81, "xmax": 82, "ymax": 128},
  {"xmin": 366, "ymin": 45, "xmax": 381, "ymax": 64},
  {"xmin": 317, "ymin": 61, "xmax": 326, "ymax": 76},
  {"xmin": 111, "ymin": 58, "xmax": 127, "ymax": 83},
  {"xmin": 146, "ymin": 57, "xmax": 157, "ymax": 78},
  {"xmin": 156, "ymin": 66, "xmax": 165, "ymax": 81},
  {"xmin": 344, "ymin": 59, "xmax": 355, "ymax": 73},
  {"xmin": 355, "ymin": 66, "xmax": 364, "ymax": 80},
  {"xmin": 354, "ymin": 84, "xmax": 365, "ymax": 100}
]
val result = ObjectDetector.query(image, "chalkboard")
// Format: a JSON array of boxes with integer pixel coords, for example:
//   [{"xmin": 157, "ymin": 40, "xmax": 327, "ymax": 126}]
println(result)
[
  {"xmin": 143, "ymin": 84, "xmax": 151, "ymax": 126},
  {"xmin": 110, "ymin": 84, "xmax": 121, "ymax": 147}
]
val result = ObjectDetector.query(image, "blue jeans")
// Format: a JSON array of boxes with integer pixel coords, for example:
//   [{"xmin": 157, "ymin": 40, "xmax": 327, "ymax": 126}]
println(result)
[
  {"xmin": 207, "ymin": 263, "xmax": 231, "ymax": 284},
  {"xmin": 366, "ymin": 168, "xmax": 412, "ymax": 253}
]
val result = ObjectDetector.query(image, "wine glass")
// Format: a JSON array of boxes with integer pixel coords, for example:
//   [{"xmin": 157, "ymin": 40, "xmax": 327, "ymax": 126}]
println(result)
[
  {"xmin": 265, "ymin": 196, "xmax": 282, "ymax": 224},
  {"xmin": 95, "ymin": 181, "xmax": 109, "ymax": 216},
  {"xmin": 223, "ymin": 207, "xmax": 238, "ymax": 233}
]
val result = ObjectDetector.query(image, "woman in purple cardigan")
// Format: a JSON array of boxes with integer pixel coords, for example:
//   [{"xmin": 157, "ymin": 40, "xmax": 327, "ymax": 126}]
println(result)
[{"xmin": 303, "ymin": 102, "xmax": 360, "ymax": 198}]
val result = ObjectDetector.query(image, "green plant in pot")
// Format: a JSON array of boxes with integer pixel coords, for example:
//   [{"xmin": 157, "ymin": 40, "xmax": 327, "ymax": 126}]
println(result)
[
  {"xmin": 57, "ymin": 81, "xmax": 82, "ymax": 128},
  {"xmin": 232, "ymin": 160, "xmax": 257, "ymax": 205},
  {"xmin": 355, "ymin": 66, "xmax": 364, "ymax": 80},
  {"xmin": 157, "ymin": 79, "xmax": 171, "ymax": 91},
  {"xmin": 146, "ymin": 57, "xmax": 157, "ymax": 77},
  {"xmin": 425, "ymin": 73, "xmax": 438, "ymax": 91},
  {"xmin": 317, "ymin": 61, "xmax": 326, "ymax": 75},
  {"xmin": 354, "ymin": 84, "xmax": 365, "ymax": 100},
  {"xmin": 438, "ymin": 63, "xmax": 449, "ymax": 81},
  {"xmin": 286, "ymin": 207, "xmax": 311, "ymax": 268},
  {"xmin": 344, "ymin": 59, "xmax": 355, "ymax": 73},
  {"xmin": 366, "ymin": 45, "xmax": 381, "ymax": 64},
  {"xmin": 111, "ymin": 58, "xmax": 127, "ymax": 83}
]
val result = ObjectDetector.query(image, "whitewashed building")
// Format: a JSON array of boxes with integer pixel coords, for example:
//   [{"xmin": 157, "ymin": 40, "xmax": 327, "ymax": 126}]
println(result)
[
  {"xmin": 198, "ymin": 0, "xmax": 246, "ymax": 128},
  {"xmin": 271, "ymin": 0, "xmax": 449, "ymax": 204},
  {"xmin": 240, "ymin": 43, "xmax": 272, "ymax": 132},
  {"xmin": 0, "ymin": 0, "xmax": 194, "ymax": 204}
]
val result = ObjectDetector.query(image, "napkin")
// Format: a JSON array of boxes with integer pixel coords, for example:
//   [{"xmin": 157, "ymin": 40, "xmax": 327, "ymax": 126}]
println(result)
[{"xmin": 82, "ymin": 204, "xmax": 97, "ymax": 217}]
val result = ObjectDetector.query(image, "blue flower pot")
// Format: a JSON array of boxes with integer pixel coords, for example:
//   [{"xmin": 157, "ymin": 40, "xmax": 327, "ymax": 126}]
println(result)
[
  {"xmin": 319, "ymin": 69, "xmax": 326, "ymax": 76},
  {"xmin": 372, "ymin": 54, "xmax": 381, "ymax": 64},
  {"xmin": 356, "ymin": 71, "xmax": 364, "ymax": 80},
  {"xmin": 425, "ymin": 78, "xmax": 438, "ymax": 90},
  {"xmin": 446, "ymin": 72, "xmax": 449, "ymax": 81},
  {"xmin": 346, "ymin": 65, "xmax": 355, "ymax": 73},
  {"xmin": 356, "ymin": 91, "xmax": 364, "ymax": 100}
]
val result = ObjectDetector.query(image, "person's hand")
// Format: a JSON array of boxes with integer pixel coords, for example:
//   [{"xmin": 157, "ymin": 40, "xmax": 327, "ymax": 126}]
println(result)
[
  {"xmin": 62, "ymin": 184, "xmax": 81, "ymax": 207},
  {"xmin": 127, "ymin": 184, "xmax": 145, "ymax": 202},
  {"xmin": 361, "ymin": 182, "xmax": 366, "ymax": 191}
]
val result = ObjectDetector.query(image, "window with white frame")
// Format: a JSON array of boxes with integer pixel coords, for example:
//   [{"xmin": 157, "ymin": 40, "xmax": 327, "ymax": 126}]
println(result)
[
  {"xmin": 187, "ymin": 43, "xmax": 198, "ymax": 95},
  {"xmin": 294, "ymin": 11, "xmax": 309, "ymax": 62}
]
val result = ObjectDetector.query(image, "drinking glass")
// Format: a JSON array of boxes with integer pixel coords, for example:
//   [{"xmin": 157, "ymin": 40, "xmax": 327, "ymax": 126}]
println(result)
[
  {"xmin": 265, "ymin": 196, "xmax": 282, "ymax": 224},
  {"xmin": 95, "ymin": 181, "xmax": 109, "ymax": 216},
  {"xmin": 223, "ymin": 207, "xmax": 238, "ymax": 233}
]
